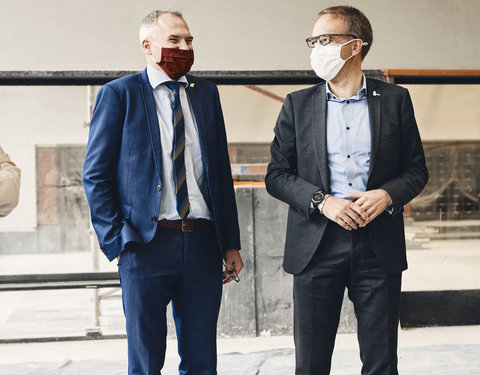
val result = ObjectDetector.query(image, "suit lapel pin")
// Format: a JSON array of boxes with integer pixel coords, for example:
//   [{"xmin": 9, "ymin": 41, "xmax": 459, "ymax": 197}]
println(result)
[
  {"xmin": 189, "ymin": 83, "xmax": 195, "ymax": 88},
  {"xmin": 373, "ymin": 90, "xmax": 380, "ymax": 96}
]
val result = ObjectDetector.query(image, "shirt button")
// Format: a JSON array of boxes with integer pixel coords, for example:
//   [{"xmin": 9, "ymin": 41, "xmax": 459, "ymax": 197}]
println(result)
[
  {"xmin": 156, "ymin": 185, "xmax": 162, "ymax": 192},
  {"xmin": 346, "ymin": 100, "xmax": 350, "ymax": 104},
  {"xmin": 346, "ymin": 127, "xmax": 350, "ymax": 130},
  {"xmin": 349, "ymin": 183, "xmax": 352, "ymax": 186},
  {"xmin": 151, "ymin": 216, "xmax": 158, "ymax": 222},
  {"xmin": 347, "ymin": 155, "xmax": 351, "ymax": 158}
]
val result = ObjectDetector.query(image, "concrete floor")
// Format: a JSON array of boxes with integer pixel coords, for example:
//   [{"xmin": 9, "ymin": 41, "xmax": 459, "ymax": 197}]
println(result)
[
  {"xmin": 1, "ymin": 326, "xmax": 480, "ymax": 374},
  {"xmin": 1, "ymin": 237, "xmax": 479, "ymax": 373}
]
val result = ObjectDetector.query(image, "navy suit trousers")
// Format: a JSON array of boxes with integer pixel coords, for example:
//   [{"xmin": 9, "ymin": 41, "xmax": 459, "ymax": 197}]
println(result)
[
  {"xmin": 293, "ymin": 222, "xmax": 402, "ymax": 375},
  {"xmin": 118, "ymin": 222, "xmax": 223, "ymax": 375}
]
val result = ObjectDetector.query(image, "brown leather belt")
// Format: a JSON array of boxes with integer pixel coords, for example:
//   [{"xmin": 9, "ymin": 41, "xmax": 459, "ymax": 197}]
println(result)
[{"xmin": 157, "ymin": 219, "xmax": 212, "ymax": 232}]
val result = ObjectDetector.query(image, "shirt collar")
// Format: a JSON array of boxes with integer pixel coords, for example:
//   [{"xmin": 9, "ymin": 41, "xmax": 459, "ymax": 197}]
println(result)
[
  {"xmin": 146, "ymin": 64, "xmax": 189, "ymax": 89},
  {"xmin": 326, "ymin": 74, "xmax": 367, "ymax": 102}
]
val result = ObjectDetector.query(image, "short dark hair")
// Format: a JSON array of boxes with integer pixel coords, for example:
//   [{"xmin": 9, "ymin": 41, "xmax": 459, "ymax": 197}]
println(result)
[{"xmin": 316, "ymin": 6, "xmax": 373, "ymax": 59}]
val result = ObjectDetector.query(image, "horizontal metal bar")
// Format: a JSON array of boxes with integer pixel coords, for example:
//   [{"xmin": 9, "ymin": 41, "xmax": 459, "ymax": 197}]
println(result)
[
  {"xmin": 0, "ymin": 334, "xmax": 126, "ymax": 344},
  {"xmin": 0, "ymin": 272, "xmax": 120, "ymax": 291},
  {"xmin": 0, "ymin": 69, "xmax": 386, "ymax": 86},
  {"xmin": 0, "ymin": 272, "xmax": 118, "ymax": 284},
  {"xmin": 0, "ymin": 281, "xmax": 120, "ymax": 292},
  {"xmin": 4, "ymin": 69, "xmax": 478, "ymax": 85}
]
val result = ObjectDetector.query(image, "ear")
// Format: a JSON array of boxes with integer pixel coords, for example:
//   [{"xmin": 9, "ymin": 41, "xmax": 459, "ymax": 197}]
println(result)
[
  {"xmin": 351, "ymin": 39, "xmax": 364, "ymax": 57},
  {"xmin": 142, "ymin": 39, "xmax": 152, "ymax": 55}
]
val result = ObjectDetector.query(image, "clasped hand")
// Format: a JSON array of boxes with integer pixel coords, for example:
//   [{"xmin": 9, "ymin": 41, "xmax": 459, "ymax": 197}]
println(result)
[{"xmin": 321, "ymin": 189, "xmax": 391, "ymax": 230}]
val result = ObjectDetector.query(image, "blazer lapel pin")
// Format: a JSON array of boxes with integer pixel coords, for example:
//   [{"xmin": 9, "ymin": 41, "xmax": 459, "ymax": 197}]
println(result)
[
  {"xmin": 373, "ymin": 90, "xmax": 380, "ymax": 96},
  {"xmin": 189, "ymin": 83, "xmax": 195, "ymax": 88}
]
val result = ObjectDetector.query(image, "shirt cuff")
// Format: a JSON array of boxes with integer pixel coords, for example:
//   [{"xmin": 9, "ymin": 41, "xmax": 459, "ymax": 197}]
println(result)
[{"xmin": 386, "ymin": 200, "xmax": 394, "ymax": 215}]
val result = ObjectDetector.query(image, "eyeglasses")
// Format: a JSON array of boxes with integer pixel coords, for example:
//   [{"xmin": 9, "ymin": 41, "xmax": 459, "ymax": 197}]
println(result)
[
  {"xmin": 223, "ymin": 261, "xmax": 240, "ymax": 283},
  {"xmin": 305, "ymin": 33, "xmax": 357, "ymax": 48}
]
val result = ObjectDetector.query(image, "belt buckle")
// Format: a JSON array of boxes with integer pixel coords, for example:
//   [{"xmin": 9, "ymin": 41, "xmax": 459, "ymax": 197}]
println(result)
[{"xmin": 181, "ymin": 220, "xmax": 194, "ymax": 232}]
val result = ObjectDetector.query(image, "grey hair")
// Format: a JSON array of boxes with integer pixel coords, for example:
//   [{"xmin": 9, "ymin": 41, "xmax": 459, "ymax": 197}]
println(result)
[{"xmin": 139, "ymin": 10, "xmax": 183, "ymax": 43}]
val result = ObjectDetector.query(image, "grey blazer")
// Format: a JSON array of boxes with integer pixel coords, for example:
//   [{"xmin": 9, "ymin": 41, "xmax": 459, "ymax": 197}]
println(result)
[{"xmin": 265, "ymin": 78, "xmax": 428, "ymax": 275}]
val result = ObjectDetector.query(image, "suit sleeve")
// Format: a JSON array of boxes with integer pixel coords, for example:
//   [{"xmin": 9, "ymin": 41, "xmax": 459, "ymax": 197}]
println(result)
[
  {"xmin": 83, "ymin": 84, "xmax": 125, "ymax": 259},
  {"xmin": 379, "ymin": 89, "xmax": 429, "ymax": 211},
  {"xmin": 265, "ymin": 94, "xmax": 320, "ymax": 216},
  {"xmin": 213, "ymin": 87, "xmax": 241, "ymax": 251}
]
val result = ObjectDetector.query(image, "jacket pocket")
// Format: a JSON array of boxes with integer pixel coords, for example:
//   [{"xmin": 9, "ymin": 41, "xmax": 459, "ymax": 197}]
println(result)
[{"xmin": 119, "ymin": 204, "xmax": 132, "ymax": 221}]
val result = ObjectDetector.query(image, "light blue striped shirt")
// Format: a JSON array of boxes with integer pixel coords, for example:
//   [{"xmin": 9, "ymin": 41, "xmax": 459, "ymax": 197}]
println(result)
[{"xmin": 326, "ymin": 75, "xmax": 371, "ymax": 199}]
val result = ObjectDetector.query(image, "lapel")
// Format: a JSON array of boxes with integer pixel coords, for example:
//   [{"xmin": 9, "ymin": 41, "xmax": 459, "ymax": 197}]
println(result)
[
  {"xmin": 366, "ymin": 78, "xmax": 382, "ymax": 182},
  {"xmin": 138, "ymin": 68, "xmax": 163, "ymax": 180},
  {"xmin": 311, "ymin": 83, "xmax": 330, "ymax": 192},
  {"xmin": 185, "ymin": 76, "xmax": 210, "ymax": 172}
]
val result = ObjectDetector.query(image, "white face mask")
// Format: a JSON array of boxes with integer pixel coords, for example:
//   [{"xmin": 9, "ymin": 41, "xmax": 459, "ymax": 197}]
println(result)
[{"xmin": 310, "ymin": 39, "xmax": 359, "ymax": 81}]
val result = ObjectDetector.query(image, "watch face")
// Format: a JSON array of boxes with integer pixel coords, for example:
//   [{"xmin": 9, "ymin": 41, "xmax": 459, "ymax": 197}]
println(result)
[{"xmin": 313, "ymin": 192, "xmax": 324, "ymax": 204}]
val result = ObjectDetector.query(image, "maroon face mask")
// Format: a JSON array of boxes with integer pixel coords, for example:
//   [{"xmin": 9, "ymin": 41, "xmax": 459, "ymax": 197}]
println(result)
[{"xmin": 154, "ymin": 47, "xmax": 194, "ymax": 81}]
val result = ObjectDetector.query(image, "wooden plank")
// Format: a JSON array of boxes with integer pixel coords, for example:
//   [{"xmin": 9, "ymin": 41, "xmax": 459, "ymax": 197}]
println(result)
[{"xmin": 383, "ymin": 69, "xmax": 480, "ymax": 77}]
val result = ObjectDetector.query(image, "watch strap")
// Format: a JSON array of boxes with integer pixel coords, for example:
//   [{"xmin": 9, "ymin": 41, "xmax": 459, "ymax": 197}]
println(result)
[{"xmin": 318, "ymin": 194, "xmax": 330, "ymax": 215}]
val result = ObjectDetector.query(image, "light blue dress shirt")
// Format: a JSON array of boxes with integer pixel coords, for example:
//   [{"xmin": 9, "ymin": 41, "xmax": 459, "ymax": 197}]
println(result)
[{"xmin": 326, "ymin": 75, "xmax": 371, "ymax": 199}]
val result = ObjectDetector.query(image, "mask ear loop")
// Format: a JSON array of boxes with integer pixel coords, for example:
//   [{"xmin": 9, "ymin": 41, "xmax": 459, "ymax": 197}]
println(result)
[
  {"xmin": 149, "ymin": 55, "xmax": 159, "ymax": 64},
  {"xmin": 345, "ymin": 40, "xmax": 369, "ymax": 61},
  {"xmin": 148, "ymin": 41, "xmax": 163, "ymax": 64},
  {"xmin": 344, "ymin": 39, "xmax": 368, "ymax": 47}
]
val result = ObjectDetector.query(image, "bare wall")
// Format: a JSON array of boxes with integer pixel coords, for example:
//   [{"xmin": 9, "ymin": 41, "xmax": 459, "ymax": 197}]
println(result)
[{"xmin": 0, "ymin": 0, "xmax": 478, "ymax": 71}]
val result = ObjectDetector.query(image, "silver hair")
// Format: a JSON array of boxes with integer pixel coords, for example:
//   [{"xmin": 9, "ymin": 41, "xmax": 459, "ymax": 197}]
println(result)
[{"xmin": 139, "ymin": 10, "xmax": 183, "ymax": 43}]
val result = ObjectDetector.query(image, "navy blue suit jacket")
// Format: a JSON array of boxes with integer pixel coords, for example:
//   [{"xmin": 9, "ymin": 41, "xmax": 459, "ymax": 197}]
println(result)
[{"xmin": 83, "ymin": 68, "xmax": 241, "ymax": 261}]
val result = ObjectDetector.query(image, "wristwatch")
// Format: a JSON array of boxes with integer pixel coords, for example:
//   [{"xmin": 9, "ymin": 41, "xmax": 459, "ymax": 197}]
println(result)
[
  {"xmin": 312, "ymin": 190, "xmax": 330, "ymax": 215},
  {"xmin": 311, "ymin": 190, "xmax": 326, "ymax": 207}
]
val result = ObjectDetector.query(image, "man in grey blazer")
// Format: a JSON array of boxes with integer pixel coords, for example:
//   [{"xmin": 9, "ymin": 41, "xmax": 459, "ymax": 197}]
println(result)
[{"xmin": 265, "ymin": 6, "xmax": 428, "ymax": 375}]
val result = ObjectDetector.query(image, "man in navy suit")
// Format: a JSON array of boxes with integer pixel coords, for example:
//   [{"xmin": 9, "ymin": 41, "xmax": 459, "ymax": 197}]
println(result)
[{"xmin": 83, "ymin": 10, "xmax": 243, "ymax": 375}]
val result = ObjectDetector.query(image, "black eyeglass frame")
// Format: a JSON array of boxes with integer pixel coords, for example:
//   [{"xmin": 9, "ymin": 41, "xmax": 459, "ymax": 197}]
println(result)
[
  {"xmin": 223, "ymin": 261, "xmax": 240, "ymax": 282},
  {"xmin": 305, "ymin": 33, "xmax": 358, "ymax": 48}
]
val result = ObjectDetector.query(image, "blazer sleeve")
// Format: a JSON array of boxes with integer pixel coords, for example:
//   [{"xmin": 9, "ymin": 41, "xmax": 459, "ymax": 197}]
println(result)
[
  {"xmin": 83, "ymin": 84, "xmax": 125, "ymax": 259},
  {"xmin": 0, "ymin": 146, "xmax": 21, "ymax": 218},
  {"xmin": 265, "ymin": 94, "xmax": 320, "ymax": 216},
  {"xmin": 213, "ymin": 86, "xmax": 241, "ymax": 251},
  {"xmin": 379, "ymin": 89, "xmax": 429, "ymax": 211}
]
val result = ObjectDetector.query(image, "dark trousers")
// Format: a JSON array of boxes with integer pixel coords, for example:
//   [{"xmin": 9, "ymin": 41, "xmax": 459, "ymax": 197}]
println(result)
[
  {"xmin": 293, "ymin": 222, "xmax": 402, "ymax": 375},
  {"xmin": 118, "ymin": 223, "xmax": 223, "ymax": 375}
]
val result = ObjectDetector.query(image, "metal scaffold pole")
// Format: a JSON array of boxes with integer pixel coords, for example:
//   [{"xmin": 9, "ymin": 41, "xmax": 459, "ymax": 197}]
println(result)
[{"xmin": 85, "ymin": 85, "xmax": 102, "ymax": 337}]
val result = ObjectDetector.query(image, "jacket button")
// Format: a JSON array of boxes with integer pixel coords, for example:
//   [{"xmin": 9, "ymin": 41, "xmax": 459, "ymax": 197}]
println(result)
[
  {"xmin": 156, "ymin": 185, "xmax": 162, "ymax": 192},
  {"xmin": 151, "ymin": 216, "xmax": 158, "ymax": 222}
]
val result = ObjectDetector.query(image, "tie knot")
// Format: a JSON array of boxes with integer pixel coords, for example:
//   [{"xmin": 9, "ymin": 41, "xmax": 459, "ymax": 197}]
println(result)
[{"xmin": 165, "ymin": 81, "xmax": 184, "ymax": 93}]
